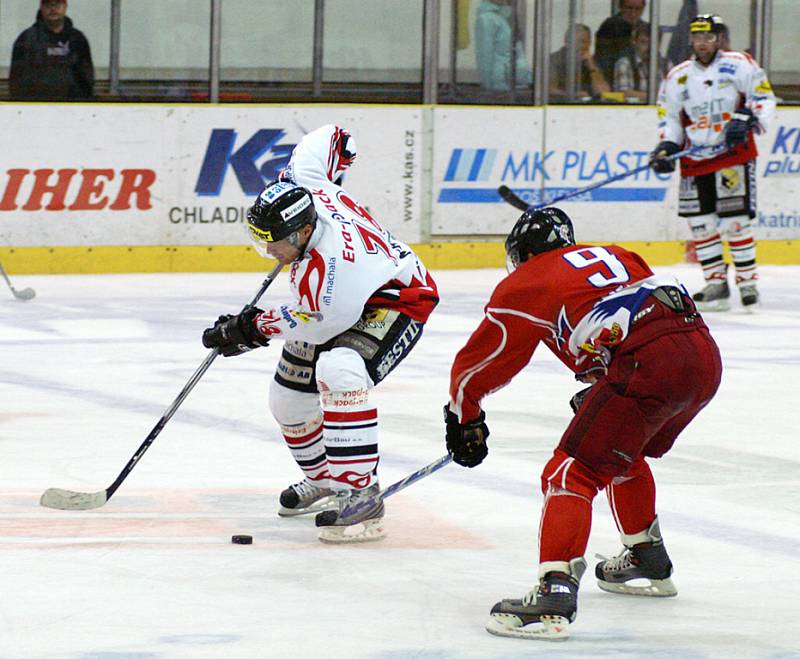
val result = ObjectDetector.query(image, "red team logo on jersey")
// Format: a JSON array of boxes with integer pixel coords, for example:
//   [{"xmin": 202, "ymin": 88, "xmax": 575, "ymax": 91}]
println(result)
[{"xmin": 297, "ymin": 249, "xmax": 326, "ymax": 311}]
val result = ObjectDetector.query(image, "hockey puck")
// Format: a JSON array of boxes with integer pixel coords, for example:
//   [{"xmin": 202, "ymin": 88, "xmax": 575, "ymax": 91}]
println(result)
[{"xmin": 231, "ymin": 534, "xmax": 253, "ymax": 545}]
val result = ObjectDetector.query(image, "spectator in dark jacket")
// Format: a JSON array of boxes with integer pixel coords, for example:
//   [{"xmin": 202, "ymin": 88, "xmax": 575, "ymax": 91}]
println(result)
[
  {"xmin": 595, "ymin": 0, "xmax": 647, "ymax": 84},
  {"xmin": 9, "ymin": 0, "xmax": 94, "ymax": 101}
]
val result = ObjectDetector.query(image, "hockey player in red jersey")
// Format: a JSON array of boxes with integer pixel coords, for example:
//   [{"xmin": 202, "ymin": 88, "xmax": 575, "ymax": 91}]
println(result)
[
  {"xmin": 203, "ymin": 125, "xmax": 438, "ymax": 544},
  {"xmin": 651, "ymin": 14, "xmax": 775, "ymax": 312},
  {"xmin": 444, "ymin": 207, "xmax": 722, "ymax": 640}
]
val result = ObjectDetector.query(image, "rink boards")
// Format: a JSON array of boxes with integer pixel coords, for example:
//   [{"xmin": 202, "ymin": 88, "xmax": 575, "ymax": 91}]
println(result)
[{"xmin": 0, "ymin": 103, "xmax": 798, "ymax": 272}]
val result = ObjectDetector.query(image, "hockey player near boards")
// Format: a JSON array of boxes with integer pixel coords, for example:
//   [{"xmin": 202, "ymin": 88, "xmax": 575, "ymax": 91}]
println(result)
[
  {"xmin": 650, "ymin": 14, "xmax": 775, "ymax": 312},
  {"xmin": 444, "ymin": 207, "xmax": 722, "ymax": 640},
  {"xmin": 202, "ymin": 125, "xmax": 438, "ymax": 544}
]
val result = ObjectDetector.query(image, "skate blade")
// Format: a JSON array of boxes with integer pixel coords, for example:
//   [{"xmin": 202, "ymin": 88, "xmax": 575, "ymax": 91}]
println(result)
[
  {"xmin": 741, "ymin": 302, "xmax": 760, "ymax": 314},
  {"xmin": 278, "ymin": 496, "xmax": 336, "ymax": 517},
  {"xmin": 317, "ymin": 518, "xmax": 386, "ymax": 544},
  {"xmin": 695, "ymin": 299, "xmax": 731, "ymax": 312},
  {"xmin": 597, "ymin": 577, "xmax": 677, "ymax": 597},
  {"xmin": 485, "ymin": 614, "xmax": 570, "ymax": 641}
]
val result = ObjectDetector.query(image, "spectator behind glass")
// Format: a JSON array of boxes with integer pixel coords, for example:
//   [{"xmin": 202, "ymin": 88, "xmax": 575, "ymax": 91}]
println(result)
[
  {"xmin": 595, "ymin": 0, "xmax": 647, "ymax": 84},
  {"xmin": 613, "ymin": 22, "xmax": 667, "ymax": 103},
  {"xmin": 9, "ymin": 0, "xmax": 94, "ymax": 101},
  {"xmin": 549, "ymin": 24, "xmax": 609, "ymax": 102},
  {"xmin": 474, "ymin": 0, "xmax": 532, "ymax": 91}
]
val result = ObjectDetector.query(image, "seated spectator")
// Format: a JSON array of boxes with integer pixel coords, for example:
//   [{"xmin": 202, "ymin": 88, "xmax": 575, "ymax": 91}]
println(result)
[
  {"xmin": 613, "ymin": 22, "xmax": 666, "ymax": 102},
  {"xmin": 9, "ymin": 0, "xmax": 94, "ymax": 101},
  {"xmin": 596, "ymin": 0, "xmax": 647, "ymax": 83},
  {"xmin": 549, "ymin": 24, "xmax": 609, "ymax": 102},
  {"xmin": 474, "ymin": 0, "xmax": 532, "ymax": 91}
]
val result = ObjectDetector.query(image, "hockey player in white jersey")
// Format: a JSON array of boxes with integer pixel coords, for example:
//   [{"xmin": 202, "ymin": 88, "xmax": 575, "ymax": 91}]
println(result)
[
  {"xmin": 650, "ymin": 14, "xmax": 775, "ymax": 311},
  {"xmin": 202, "ymin": 125, "xmax": 439, "ymax": 543}
]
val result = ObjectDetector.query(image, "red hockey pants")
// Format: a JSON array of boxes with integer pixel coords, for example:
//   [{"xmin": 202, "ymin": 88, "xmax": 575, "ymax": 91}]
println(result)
[{"xmin": 539, "ymin": 307, "xmax": 722, "ymax": 564}]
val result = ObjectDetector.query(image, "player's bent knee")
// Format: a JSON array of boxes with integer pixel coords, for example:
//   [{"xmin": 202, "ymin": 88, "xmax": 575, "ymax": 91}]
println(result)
[
  {"xmin": 540, "ymin": 449, "xmax": 604, "ymax": 500},
  {"xmin": 269, "ymin": 379, "xmax": 322, "ymax": 426},
  {"xmin": 316, "ymin": 347, "xmax": 372, "ymax": 392}
]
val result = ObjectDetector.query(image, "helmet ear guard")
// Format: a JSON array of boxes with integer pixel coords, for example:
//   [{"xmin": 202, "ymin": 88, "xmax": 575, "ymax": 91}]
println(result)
[{"xmin": 505, "ymin": 207, "xmax": 576, "ymax": 271}]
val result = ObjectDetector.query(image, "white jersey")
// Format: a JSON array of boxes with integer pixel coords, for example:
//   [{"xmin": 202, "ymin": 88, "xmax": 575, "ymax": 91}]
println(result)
[
  {"xmin": 657, "ymin": 49, "xmax": 775, "ymax": 177},
  {"xmin": 253, "ymin": 125, "xmax": 438, "ymax": 345}
]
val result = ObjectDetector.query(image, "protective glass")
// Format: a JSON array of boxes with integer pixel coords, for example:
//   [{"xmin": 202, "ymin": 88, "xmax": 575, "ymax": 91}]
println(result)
[
  {"xmin": 246, "ymin": 222, "xmax": 273, "ymax": 258},
  {"xmin": 247, "ymin": 224, "xmax": 303, "ymax": 259}
]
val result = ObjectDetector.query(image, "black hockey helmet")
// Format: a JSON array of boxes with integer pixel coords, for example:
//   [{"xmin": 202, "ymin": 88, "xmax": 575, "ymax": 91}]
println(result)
[
  {"xmin": 246, "ymin": 181, "xmax": 317, "ymax": 254},
  {"xmin": 505, "ymin": 207, "xmax": 575, "ymax": 271},
  {"xmin": 689, "ymin": 14, "xmax": 726, "ymax": 38}
]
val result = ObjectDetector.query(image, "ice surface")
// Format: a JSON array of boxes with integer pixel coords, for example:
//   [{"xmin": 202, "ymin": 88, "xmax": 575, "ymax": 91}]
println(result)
[{"xmin": 1, "ymin": 265, "xmax": 798, "ymax": 658}]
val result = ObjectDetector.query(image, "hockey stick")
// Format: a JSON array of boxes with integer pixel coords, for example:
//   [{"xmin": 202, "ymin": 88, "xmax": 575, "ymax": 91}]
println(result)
[
  {"xmin": 0, "ymin": 262, "xmax": 35, "ymax": 301},
  {"xmin": 40, "ymin": 261, "xmax": 284, "ymax": 511},
  {"xmin": 339, "ymin": 453, "xmax": 454, "ymax": 520},
  {"xmin": 497, "ymin": 144, "xmax": 711, "ymax": 212}
]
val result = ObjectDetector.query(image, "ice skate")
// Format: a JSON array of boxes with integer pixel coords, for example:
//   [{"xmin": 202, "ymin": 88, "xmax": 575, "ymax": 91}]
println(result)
[
  {"xmin": 485, "ymin": 558, "xmax": 586, "ymax": 641},
  {"xmin": 739, "ymin": 283, "xmax": 759, "ymax": 312},
  {"xmin": 315, "ymin": 483, "xmax": 385, "ymax": 544},
  {"xmin": 595, "ymin": 519, "xmax": 677, "ymax": 597},
  {"xmin": 278, "ymin": 480, "xmax": 335, "ymax": 517},
  {"xmin": 692, "ymin": 279, "xmax": 730, "ymax": 312}
]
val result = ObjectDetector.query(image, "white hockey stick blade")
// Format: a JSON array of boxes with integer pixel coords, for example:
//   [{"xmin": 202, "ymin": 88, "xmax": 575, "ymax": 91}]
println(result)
[
  {"xmin": 40, "ymin": 488, "xmax": 108, "ymax": 510},
  {"xmin": 15, "ymin": 287, "xmax": 36, "ymax": 301}
]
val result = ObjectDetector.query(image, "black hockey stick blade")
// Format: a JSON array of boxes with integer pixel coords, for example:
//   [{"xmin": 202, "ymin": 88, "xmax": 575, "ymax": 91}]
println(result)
[{"xmin": 497, "ymin": 185, "xmax": 529, "ymax": 211}]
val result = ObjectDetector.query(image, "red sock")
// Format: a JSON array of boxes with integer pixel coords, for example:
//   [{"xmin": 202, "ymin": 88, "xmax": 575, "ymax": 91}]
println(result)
[
  {"xmin": 605, "ymin": 458, "xmax": 657, "ymax": 535},
  {"xmin": 538, "ymin": 487, "xmax": 592, "ymax": 563}
]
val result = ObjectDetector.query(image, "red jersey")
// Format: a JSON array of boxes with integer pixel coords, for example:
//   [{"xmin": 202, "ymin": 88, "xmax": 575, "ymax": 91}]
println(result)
[{"xmin": 449, "ymin": 244, "xmax": 686, "ymax": 422}]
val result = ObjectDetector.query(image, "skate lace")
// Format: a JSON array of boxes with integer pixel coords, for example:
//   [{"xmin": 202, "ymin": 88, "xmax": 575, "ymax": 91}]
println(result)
[
  {"xmin": 521, "ymin": 588, "xmax": 539, "ymax": 607},
  {"xmin": 292, "ymin": 480, "xmax": 323, "ymax": 499},
  {"xmin": 595, "ymin": 548, "xmax": 635, "ymax": 572}
]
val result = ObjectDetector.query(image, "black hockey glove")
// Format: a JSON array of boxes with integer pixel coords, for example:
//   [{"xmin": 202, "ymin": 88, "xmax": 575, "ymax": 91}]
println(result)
[
  {"xmin": 444, "ymin": 405, "xmax": 490, "ymax": 468},
  {"xmin": 569, "ymin": 386, "xmax": 593, "ymax": 414},
  {"xmin": 724, "ymin": 108, "xmax": 757, "ymax": 149},
  {"xmin": 202, "ymin": 307, "xmax": 270, "ymax": 357},
  {"xmin": 648, "ymin": 141, "xmax": 681, "ymax": 174}
]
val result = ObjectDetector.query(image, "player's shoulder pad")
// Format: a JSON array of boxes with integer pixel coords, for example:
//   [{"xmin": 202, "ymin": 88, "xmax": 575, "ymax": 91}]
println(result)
[
  {"xmin": 664, "ymin": 60, "xmax": 691, "ymax": 81},
  {"xmin": 719, "ymin": 50, "xmax": 755, "ymax": 65},
  {"xmin": 492, "ymin": 264, "xmax": 534, "ymax": 301}
]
